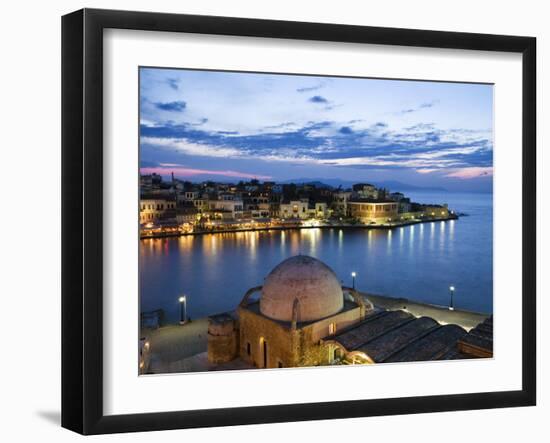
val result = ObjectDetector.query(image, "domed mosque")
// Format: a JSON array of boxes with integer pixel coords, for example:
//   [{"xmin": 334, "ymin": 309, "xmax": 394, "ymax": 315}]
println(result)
[{"xmin": 207, "ymin": 255, "xmax": 492, "ymax": 369}]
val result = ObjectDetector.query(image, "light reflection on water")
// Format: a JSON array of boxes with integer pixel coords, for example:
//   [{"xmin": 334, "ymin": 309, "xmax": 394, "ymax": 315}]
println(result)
[{"xmin": 140, "ymin": 192, "xmax": 493, "ymax": 323}]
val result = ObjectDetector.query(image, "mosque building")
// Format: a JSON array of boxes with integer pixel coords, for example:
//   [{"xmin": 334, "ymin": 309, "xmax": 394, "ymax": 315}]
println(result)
[{"xmin": 207, "ymin": 255, "xmax": 493, "ymax": 369}]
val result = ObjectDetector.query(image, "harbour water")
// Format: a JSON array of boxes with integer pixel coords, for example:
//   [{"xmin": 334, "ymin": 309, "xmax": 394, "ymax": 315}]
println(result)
[{"xmin": 140, "ymin": 191, "xmax": 493, "ymax": 323}]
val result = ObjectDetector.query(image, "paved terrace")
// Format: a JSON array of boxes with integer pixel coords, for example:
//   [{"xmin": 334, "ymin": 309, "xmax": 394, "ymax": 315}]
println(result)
[
  {"xmin": 360, "ymin": 292, "xmax": 489, "ymax": 331},
  {"xmin": 142, "ymin": 316, "xmax": 254, "ymax": 374}
]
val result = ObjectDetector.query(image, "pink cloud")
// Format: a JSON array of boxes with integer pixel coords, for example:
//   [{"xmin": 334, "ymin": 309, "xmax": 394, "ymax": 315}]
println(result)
[
  {"xmin": 445, "ymin": 167, "xmax": 493, "ymax": 179},
  {"xmin": 141, "ymin": 166, "xmax": 272, "ymax": 180}
]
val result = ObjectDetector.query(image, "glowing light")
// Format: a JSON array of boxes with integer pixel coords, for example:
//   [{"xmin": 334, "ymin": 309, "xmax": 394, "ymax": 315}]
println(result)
[{"xmin": 179, "ymin": 296, "xmax": 186, "ymax": 303}]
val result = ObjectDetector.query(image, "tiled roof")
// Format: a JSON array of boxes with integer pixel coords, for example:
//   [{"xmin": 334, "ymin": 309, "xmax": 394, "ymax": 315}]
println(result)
[{"xmin": 328, "ymin": 309, "xmax": 472, "ymax": 363}]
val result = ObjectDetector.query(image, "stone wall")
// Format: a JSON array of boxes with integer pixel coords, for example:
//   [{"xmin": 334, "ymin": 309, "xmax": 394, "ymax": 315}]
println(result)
[
  {"xmin": 207, "ymin": 315, "xmax": 239, "ymax": 364},
  {"xmin": 307, "ymin": 306, "xmax": 362, "ymax": 342},
  {"xmin": 237, "ymin": 304, "xmax": 362, "ymax": 369},
  {"xmin": 238, "ymin": 307, "xmax": 299, "ymax": 368}
]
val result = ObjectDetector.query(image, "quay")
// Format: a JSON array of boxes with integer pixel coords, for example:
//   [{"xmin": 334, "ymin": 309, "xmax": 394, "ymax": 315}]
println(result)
[{"xmin": 140, "ymin": 214, "xmax": 459, "ymax": 240}]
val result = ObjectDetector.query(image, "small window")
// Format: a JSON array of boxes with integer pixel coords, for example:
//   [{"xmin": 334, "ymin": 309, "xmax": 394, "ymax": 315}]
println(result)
[
  {"xmin": 329, "ymin": 322, "xmax": 336, "ymax": 335},
  {"xmin": 247, "ymin": 342, "xmax": 251, "ymax": 355}
]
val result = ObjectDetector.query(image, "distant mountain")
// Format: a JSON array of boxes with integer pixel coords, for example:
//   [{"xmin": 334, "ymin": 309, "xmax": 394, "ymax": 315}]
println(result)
[
  {"xmin": 281, "ymin": 178, "xmax": 447, "ymax": 193},
  {"xmin": 374, "ymin": 180, "xmax": 448, "ymax": 193}
]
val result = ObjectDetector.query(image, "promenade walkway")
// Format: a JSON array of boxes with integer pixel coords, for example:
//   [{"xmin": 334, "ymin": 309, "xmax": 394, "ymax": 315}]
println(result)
[{"xmin": 143, "ymin": 319, "xmax": 208, "ymax": 374}]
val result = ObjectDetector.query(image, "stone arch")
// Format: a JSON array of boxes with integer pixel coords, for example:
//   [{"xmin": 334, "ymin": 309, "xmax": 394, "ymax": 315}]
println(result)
[
  {"xmin": 346, "ymin": 350, "xmax": 375, "ymax": 365},
  {"xmin": 342, "ymin": 286, "xmax": 374, "ymax": 319},
  {"xmin": 239, "ymin": 286, "xmax": 263, "ymax": 307},
  {"xmin": 322, "ymin": 339, "xmax": 348, "ymax": 363}
]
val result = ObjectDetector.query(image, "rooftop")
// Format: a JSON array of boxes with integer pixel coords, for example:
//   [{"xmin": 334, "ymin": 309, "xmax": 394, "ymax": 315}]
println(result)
[{"xmin": 324, "ymin": 308, "xmax": 493, "ymax": 363}]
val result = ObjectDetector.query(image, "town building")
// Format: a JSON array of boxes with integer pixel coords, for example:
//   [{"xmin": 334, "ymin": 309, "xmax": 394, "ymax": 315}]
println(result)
[
  {"xmin": 331, "ymin": 191, "xmax": 352, "ymax": 216},
  {"xmin": 175, "ymin": 206, "xmax": 199, "ymax": 225},
  {"xmin": 139, "ymin": 197, "xmax": 177, "ymax": 224},
  {"xmin": 347, "ymin": 200, "xmax": 399, "ymax": 223},
  {"xmin": 421, "ymin": 204, "xmax": 450, "ymax": 218},
  {"xmin": 210, "ymin": 199, "xmax": 244, "ymax": 219},
  {"xmin": 352, "ymin": 183, "xmax": 378, "ymax": 199},
  {"xmin": 208, "ymin": 256, "xmax": 371, "ymax": 367},
  {"xmin": 279, "ymin": 200, "xmax": 310, "ymax": 219},
  {"xmin": 207, "ymin": 256, "xmax": 492, "ymax": 369}
]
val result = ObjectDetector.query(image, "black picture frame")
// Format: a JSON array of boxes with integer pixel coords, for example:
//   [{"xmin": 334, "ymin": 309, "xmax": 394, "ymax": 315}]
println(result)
[{"xmin": 62, "ymin": 8, "xmax": 536, "ymax": 435}]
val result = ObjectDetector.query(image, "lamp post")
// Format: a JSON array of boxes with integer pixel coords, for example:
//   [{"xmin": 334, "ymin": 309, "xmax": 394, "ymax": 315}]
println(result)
[
  {"xmin": 449, "ymin": 286, "xmax": 455, "ymax": 311},
  {"xmin": 351, "ymin": 272, "xmax": 356, "ymax": 290},
  {"xmin": 179, "ymin": 295, "xmax": 187, "ymax": 324}
]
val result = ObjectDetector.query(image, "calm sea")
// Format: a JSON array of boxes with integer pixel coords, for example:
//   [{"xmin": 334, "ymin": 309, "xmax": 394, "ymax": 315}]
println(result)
[{"xmin": 139, "ymin": 191, "xmax": 493, "ymax": 323}]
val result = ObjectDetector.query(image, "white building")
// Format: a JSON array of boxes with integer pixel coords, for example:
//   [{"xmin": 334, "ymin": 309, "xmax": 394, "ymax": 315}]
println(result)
[{"xmin": 279, "ymin": 200, "xmax": 310, "ymax": 219}]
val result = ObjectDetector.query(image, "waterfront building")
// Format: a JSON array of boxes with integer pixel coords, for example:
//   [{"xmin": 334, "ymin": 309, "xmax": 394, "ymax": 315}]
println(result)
[
  {"xmin": 211, "ymin": 199, "xmax": 244, "ymax": 219},
  {"xmin": 421, "ymin": 204, "xmax": 450, "ymax": 218},
  {"xmin": 139, "ymin": 197, "xmax": 176, "ymax": 224},
  {"xmin": 331, "ymin": 191, "xmax": 352, "ymax": 216},
  {"xmin": 175, "ymin": 206, "xmax": 199, "ymax": 224},
  {"xmin": 398, "ymin": 198, "xmax": 411, "ymax": 214},
  {"xmin": 207, "ymin": 256, "xmax": 492, "ymax": 369},
  {"xmin": 279, "ymin": 200, "xmax": 310, "ymax": 219},
  {"xmin": 303, "ymin": 202, "xmax": 329, "ymax": 219},
  {"xmin": 243, "ymin": 194, "xmax": 270, "ymax": 219},
  {"xmin": 347, "ymin": 200, "xmax": 399, "ymax": 223},
  {"xmin": 191, "ymin": 198, "xmax": 210, "ymax": 213}
]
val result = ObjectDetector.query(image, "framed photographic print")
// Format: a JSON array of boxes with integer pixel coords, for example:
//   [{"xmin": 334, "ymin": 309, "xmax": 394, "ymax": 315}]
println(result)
[{"xmin": 61, "ymin": 8, "xmax": 536, "ymax": 435}]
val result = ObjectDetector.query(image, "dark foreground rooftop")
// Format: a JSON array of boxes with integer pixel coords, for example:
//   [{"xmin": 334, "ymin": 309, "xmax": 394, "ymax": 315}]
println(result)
[{"xmin": 324, "ymin": 310, "xmax": 493, "ymax": 363}]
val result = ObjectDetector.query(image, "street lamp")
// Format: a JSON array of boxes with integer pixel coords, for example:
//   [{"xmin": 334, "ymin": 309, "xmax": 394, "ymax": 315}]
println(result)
[
  {"xmin": 179, "ymin": 295, "xmax": 187, "ymax": 324},
  {"xmin": 449, "ymin": 286, "xmax": 455, "ymax": 311},
  {"xmin": 351, "ymin": 272, "xmax": 357, "ymax": 290}
]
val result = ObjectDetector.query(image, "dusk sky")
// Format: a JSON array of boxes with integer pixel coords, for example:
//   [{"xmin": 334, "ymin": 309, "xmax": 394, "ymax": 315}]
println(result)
[{"xmin": 140, "ymin": 68, "xmax": 493, "ymax": 192}]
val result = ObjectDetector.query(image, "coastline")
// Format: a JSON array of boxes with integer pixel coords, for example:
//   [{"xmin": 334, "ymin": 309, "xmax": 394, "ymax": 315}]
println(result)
[{"xmin": 140, "ymin": 214, "xmax": 459, "ymax": 240}]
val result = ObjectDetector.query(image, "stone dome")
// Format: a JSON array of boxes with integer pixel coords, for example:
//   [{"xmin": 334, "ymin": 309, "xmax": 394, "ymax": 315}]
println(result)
[{"xmin": 259, "ymin": 255, "xmax": 344, "ymax": 322}]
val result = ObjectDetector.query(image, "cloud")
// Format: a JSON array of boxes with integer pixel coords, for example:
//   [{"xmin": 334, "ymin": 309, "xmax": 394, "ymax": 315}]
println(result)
[
  {"xmin": 405, "ymin": 123, "xmax": 434, "ymax": 131},
  {"xmin": 263, "ymin": 122, "xmax": 297, "ymax": 131},
  {"xmin": 445, "ymin": 167, "xmax": 493, "ymax": 179},
  {"xmin": 339, "ymin": 126, "xmax": 354, "ymax": 135},
  {"xmin": 140, "ymin": 118, "xmax": 492, "ymax": 179},
  {"xmin": 397, "ymin": 100, "xmax": 439, "ymax": 115},
  {"xmin": 166, "ymin": 78, "xmax": 179, "ymax": 90},
  {"xmin": 141, "ymin": 136, "xmax": 242, "ymax": 158},
  {"xmin": 308, "ymin": 95, "xmax": 329, "ymax": 104},
  {"xmin": 297, "ymin": 84, "xmax": 323, "ymax": 93},
  {"xmin": 141, "ymin": 165, "xmax": 272, "ymax": 180},
  {"xmin": 192, "ymin": 118, "xmax": 208, "ymax": 126},
  {"xmin": 155, "ymin": 101, "xmax": 187, "ymax": 112},
  {"xmin": 419, "ymin": 100, "xmax": 439, "ymax": 108}
]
